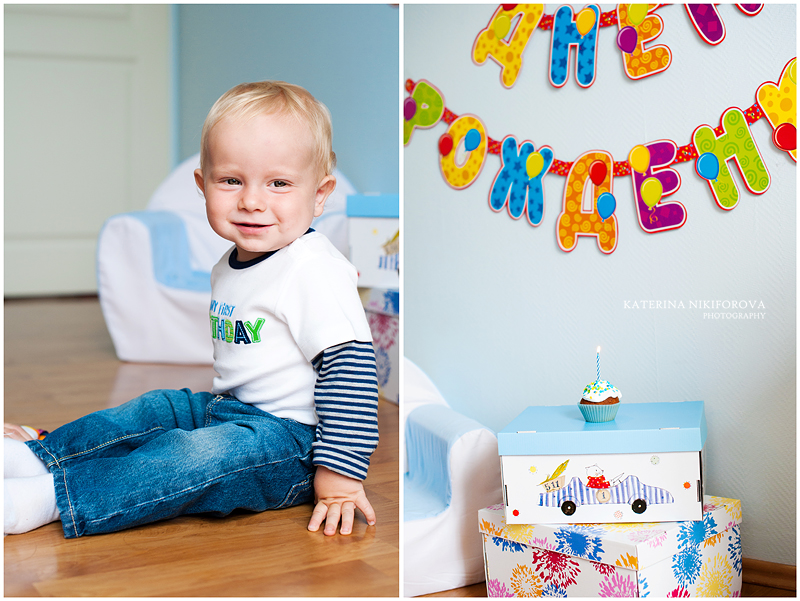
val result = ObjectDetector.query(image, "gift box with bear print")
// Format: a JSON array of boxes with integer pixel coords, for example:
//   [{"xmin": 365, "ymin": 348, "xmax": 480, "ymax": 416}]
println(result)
[
  {"xmin": 480, "ymin": 496, "xmax": 742, "ymax": 597},
  {"xmin": 347, "ymin": 194, "xmax": 399, "ymax": 290},
  {"xmin": 499, "ymin": 402, "xmax": 706, "ymax": 525}
]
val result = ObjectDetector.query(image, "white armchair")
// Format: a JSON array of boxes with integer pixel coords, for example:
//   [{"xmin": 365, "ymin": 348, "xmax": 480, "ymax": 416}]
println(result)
[
  {"xmin": 96, "ymin": 153, "xmax": 355, "ymax": 364},
  {"xmin": 403, "ymin": 358, "xmax": 503, "ymax": 596}
]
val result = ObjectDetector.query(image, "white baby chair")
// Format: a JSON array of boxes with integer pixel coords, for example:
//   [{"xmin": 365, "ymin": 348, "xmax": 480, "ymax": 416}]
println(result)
[
  {"xmin": 96, "ymin": 153, "xmax": 356, "ymax": 364},
  {"xmin": 403, "ymin": 357, "xmax": 503, "ymax": 596}
]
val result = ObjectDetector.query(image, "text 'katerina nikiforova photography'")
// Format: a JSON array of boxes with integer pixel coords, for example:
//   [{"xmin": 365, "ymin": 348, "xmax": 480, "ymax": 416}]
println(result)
[{"xmin": 623, "ymin": 299, "xmax": 766, "ymax": 320}]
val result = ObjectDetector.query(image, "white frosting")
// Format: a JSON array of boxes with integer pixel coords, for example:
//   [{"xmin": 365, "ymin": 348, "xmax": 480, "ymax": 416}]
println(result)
[{"xmin": 581, "ymin": 379, "xmax": 621, "ymax": 403}]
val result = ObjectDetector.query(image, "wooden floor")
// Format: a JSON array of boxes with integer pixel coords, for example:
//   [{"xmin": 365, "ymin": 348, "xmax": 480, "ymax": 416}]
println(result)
[{"xmin": 4, "ymin": 297, "xmax": 399, "ymax": 597}]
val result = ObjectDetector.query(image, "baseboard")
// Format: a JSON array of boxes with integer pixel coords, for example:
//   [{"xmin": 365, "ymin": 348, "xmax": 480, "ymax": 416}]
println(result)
[{"xmin": 743, "ymin": 558, "xmax": 796, "ymax": 591}]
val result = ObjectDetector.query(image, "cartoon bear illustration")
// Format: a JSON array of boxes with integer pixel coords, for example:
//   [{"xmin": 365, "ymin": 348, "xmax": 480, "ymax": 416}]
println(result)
[{"xmin": 585, "ymin": 464, "xmax": 610, "ymax": 489}]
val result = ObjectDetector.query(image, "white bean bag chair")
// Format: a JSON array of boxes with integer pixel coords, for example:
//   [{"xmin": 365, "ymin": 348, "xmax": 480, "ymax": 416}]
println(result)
[
  {"xmin": 97, "ymin": 153, "xmax": 356, "ymax": 364},
  {"xmin": 403, "ymin": 357, "xmax": 503, "ymax": 596}
]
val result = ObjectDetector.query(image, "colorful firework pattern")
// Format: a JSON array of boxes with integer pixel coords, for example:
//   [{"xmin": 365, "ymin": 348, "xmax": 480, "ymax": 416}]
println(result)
[
  {"xmin": 510, "ymin": 564, "xmax": 542, "ymax": 597},
  {"xmin": 695, "ymin": 553, "xmax": 734, "ymax": 597},
  {"xmin": 487, "ymin": 579, "xmax": 515, "ymax": 597},
  {"xmin": 530, "ymin": 547, "xmax": 580, "ymax": 589},
  {"xmin": 598, "ymin": 571, "xmax": 638, "ymax": 597},
  {"xmin": 481, "ymin": 496, "xmax": 742, "ymax": 597}
]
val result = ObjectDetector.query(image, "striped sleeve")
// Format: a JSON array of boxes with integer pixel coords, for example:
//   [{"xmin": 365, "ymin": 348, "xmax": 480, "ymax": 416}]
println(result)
[{"xmin": 311, "ymin": 340, "xmax": 380, "ymax": 480}]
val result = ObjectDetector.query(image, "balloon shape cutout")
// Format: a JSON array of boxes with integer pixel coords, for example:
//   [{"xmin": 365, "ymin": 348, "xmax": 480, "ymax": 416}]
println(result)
[
  {"xmin": 789, "ymin": 59, "xmax": 797, "ymax": 85},
  {"xmin": 576, "ymin": 8, "xmax": 596, "ymax": 36},
  {"xmin": 494, "ymin": 14, "xmax": 511, "ymax": 40},
  {"xmin": 403, "ymin": 97, "xmax": 417, "ymax": 121},
  {"xmin": 617, "ymin": 26, "xmax": 638, "ymax": 54},
  {"xmin": 773, "ymin": 122, "xmax": 797, "ymax": 151},
  {"xmin": 588, "ymin": 160, "xmax": 607, "ymax": 186},
  {"xmin": 597, "ymin": 192, "xmax": 616, "ymax": 221},
  {"xmin": 438, "ymin": 133, "xmax": 454, "ymax": 156},
  {"xmin": 526, "ymin": 152, "xmax": 544, "ymax": 179},
  {"xmin": 696, "ymin": 152, "xmax": 720, "ymax": 181},
  {"xmin": 628, "ymin": 4, "xmax": 648, "ymax": 25},
  {"xmin": 628, "ymin": 145, "xmax": 650, "ymax": 174},
  {"xmin": 502, "ymin": 3, "xmax": 518, "ymax": 11},
  {"xmin": 640, "ymin": 177, "xmax": 663, "ymax": 209},
  {"xmin": 464, "ymin": 128, "xmax": 481, "ymax": 152}
]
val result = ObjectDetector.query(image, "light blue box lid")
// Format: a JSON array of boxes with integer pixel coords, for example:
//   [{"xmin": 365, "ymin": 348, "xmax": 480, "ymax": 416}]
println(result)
[
  {"xmin": 346, "ymin": 194, "xmax": 399, "ymax": 218},
  {"xmin": 498, "ymin": 401, "xmax": 706, "ymax": 456}
]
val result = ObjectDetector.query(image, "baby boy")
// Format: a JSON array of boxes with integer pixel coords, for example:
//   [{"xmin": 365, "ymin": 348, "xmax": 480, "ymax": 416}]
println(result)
[{"xmin": 5, "ymin": 81, "xmax": 379, "ymax": 538}]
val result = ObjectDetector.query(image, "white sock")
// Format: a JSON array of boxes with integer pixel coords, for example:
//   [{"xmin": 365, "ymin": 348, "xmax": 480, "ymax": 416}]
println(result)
[
  {"xmin": 4, "ymin": 438, "xmax": 50, "ymax": 478},
  {"xmin": 4, "ymin": 475, "xmax": 60, "ymax": 534}
]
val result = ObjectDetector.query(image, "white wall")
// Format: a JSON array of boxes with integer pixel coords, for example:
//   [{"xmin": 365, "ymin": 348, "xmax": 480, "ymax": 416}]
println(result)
[
  {"xmin": 4, "ymin": 5, "xmax": 171, "ymax": 296},
  {"xmin": 404, "ymin": 4, "xmax": 795, "ymax": 565}
]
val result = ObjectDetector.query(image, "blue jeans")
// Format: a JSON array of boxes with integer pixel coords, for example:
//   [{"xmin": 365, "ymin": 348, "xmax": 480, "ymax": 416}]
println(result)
[{"xmin": 25, "ymin": 389, "xmax": 316, "ymax": 538}]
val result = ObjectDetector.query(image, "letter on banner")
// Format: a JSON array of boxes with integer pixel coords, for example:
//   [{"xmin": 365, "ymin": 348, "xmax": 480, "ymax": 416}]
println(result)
[
  {"xmin": 549, "ymin": 4, "xmax": 600, "ymax": 88},
  {"xmin": 692, "ymin": 108, "xmax": 770, "ymax": 210},
  {"xmin": 472, "ymin": 4, "xmax": 545, "ymax": 88},
  {"xmin": 440, "ymin": 115, "xmax": 488, "ymax": 190},
  {"xmin": 557, "ymin": 151, "xmax": 617, "ymax": 254}
]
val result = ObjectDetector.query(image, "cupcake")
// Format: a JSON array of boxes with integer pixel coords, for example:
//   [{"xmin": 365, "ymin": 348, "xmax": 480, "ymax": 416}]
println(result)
[{"xmin": 579, "ymin": 380, "xmax": 621, "ymax": 423}]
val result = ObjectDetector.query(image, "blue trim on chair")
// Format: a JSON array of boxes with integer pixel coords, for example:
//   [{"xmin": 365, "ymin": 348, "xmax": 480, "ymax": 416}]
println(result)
[
  {"xmin": 404, "ymin": 404, "xmax": 487, "ymax": 521},
  {"xmin": 129, "ymin": 211, "xmax": 212, "ymax": 292}
]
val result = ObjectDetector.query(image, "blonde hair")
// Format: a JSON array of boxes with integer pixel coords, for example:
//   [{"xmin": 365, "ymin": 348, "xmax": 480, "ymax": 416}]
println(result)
[{"xmin": 199, "ymin": 80, "xmax": 336, "ymax": 177}]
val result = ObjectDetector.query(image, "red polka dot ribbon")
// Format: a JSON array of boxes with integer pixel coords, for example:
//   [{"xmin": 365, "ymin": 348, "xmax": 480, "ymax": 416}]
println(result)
[{"xmin": 405, "ymin": 79, "xmax": 766, "ymax": 175}]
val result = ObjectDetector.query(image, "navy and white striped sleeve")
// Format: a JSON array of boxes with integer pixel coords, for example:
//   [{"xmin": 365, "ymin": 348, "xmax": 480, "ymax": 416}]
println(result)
[{"xmin": 311, "ymin": 340, "xmax": 380, "ymax": 480}]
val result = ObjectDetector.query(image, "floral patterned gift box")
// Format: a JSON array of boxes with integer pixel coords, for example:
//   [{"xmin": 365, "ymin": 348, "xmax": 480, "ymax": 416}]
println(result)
[
  {"xmin": 479, "ymin": 496, "xmax": 742, "ymax": 597},
  {"xmin": 362, "ymin": 287, "xmax": 398, "ymax": 404}
]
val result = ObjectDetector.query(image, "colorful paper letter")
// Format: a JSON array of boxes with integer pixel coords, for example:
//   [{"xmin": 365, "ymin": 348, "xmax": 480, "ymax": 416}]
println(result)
[
  {"xmin": 692, "ymin": 108, "xmax": 771, "ymax": 210},
  {"xmin": 403, "ymin": 80, "xmax": 445, "ymax": 146},
  {"xmin": 618, "ymin": 4, "xmax": 672, "ymax": 80},
  {"xmin": 685, "ymin": 4, "xmax": 726, "ymax": 45},
  {"xmin": 489, "ymin": 136, "xmax": 554, "ymax": 226},
  {"xmin": 473, "ymin": 4, "xmax": 545, "ymax": 88},
  {"xmin": 556, "ymin": 151, "xmax": 617, "ymax": 253},
  {"xmin": 440, "ymin": 114, "xmax": 489, "ymax": 190},
  {"xmin": 631, "ymin": 140, "xmax": 686, "ymax": 232},
  {"xmin": 549, "ymin": 4, "xmax": 600, "ymax": 88},
  {"xmin": 756, "ymin": 58, "xmax": 797, "ymax": 162}
]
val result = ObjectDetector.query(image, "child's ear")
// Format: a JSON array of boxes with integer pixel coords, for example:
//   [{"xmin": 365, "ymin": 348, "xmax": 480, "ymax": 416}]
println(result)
[
  {"xmin": 313, "ymin": 174, "xmax": 337, "ymax": 217},
  {"xmin": 193, "ymin": 169, "xmax": 206, "ymax": 195}
]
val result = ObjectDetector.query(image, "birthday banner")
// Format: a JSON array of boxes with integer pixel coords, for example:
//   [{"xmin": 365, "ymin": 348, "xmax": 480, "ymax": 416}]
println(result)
[
  {"xmin": 471, "ymin": 3, "xmax": 766, "ymax": 88},
  {"xmin": 404, "ymin": 5, "xmax": 797, "ymax": 255}
]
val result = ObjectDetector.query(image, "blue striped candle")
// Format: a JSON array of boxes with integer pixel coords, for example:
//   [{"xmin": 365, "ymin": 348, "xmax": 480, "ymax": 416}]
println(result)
[{"xmin": 596, "ymin": 346, "xmax": 601, "ymax": 381}]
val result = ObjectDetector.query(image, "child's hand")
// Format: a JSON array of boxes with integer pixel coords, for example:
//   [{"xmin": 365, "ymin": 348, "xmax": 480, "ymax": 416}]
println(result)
[
  {"xmin": 4, "ymin": 423, "xmax": 35, "ymax": 441},
  {"xmin": 308, "ymin": 465, "xmax": 376, "ymax": 536}
]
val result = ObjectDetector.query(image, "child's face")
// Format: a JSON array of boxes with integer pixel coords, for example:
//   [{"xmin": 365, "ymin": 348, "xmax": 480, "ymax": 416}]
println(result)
[{"xmin": 195, "ymin": 111, "xmax": 335, "ymax": 261}]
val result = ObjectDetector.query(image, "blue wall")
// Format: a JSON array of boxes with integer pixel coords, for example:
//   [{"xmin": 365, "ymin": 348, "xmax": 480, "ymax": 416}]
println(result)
[
  {"xmin": 175, "ymin": 4, "xmax": 398, "ymax": 195},
  {"xmin": 404, "ymin": 4, "xmax": 795, "ymax": 564}
]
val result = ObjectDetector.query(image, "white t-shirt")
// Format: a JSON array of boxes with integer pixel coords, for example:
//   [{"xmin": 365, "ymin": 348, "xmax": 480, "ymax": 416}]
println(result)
[{"xmin": 209, "ymin": 231, "xmax": 372, "ymax": 425}]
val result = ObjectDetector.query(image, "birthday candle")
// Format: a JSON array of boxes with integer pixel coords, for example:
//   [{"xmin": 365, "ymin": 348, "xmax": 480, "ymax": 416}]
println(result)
[{"xmin": 596, "ymin": 346, "xmax": 601, "ymax": 381}]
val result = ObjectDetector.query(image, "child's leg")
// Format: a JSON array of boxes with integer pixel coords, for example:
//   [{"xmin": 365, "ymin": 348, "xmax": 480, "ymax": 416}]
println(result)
[
  {"xmin": 29, "ymin": 396, "xmax": 316, "ymax": 538},
  {"xmin": 26, "ymin": 388, "xmax": 213, "ymax": 471},
  {"xmin": 5, "ymin": 475, "xmax": 60, "ymax": 534},
  {"xmin": 4, "ymin": 438, "xmax": 49, "ymax": 478}
]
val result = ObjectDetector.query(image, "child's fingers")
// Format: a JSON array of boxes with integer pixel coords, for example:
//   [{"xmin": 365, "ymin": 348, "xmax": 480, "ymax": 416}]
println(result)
[
  {"xmin": 323, "ymin": 503, "xmax": 341, "ymax": 536},
  {"xmin": 4, "ymin": 424, "xmax": 34, "ymax": 442},
  {"xmin": 356, "ymin": 494, "xmax": 377, "ymax": 526},
  {"xmin": 307, "ymin": 501, "xmax": 329, "ymax": 532},
  {"xmin": 339, "ymin": 501, "xmax": 355, "ymax": 535}
]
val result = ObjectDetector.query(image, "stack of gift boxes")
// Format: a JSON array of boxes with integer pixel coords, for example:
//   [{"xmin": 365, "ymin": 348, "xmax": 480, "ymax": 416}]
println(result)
[
  {"xmin": 480, "ymin": 401, "xmax": 743, "ymax": 597},
  {"xmin": 347, "ymin": 194, "xmax": 400, "ymax": 404}
]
